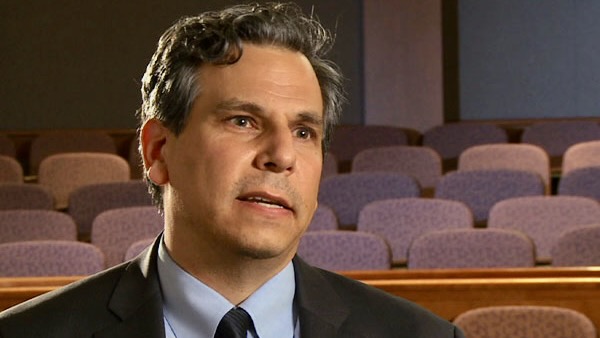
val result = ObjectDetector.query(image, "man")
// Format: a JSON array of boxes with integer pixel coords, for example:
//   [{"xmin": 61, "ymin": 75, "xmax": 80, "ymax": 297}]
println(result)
[{"xmin": 0, "ymin": 3, "xmax": 465, "ymax": 337}]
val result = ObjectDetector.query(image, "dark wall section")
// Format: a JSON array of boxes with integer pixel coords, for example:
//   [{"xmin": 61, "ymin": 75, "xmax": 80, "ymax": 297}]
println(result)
[
  {"xmin": 307, "ymin": 0, "xmax": 364, "ymax": 125},
  {"xmin": 0, "ymin": 0, "xmax": 362, "ymax": 130},
  {"xmin": 442, "ymin": 0, "xmax": 459, "ymax": 122}
]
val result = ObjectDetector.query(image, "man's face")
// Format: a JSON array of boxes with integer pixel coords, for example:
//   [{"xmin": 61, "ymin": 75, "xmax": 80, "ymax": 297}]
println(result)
[{"xmin": 156, "ymin": 44, "xmax": 324, "ymax": 261}]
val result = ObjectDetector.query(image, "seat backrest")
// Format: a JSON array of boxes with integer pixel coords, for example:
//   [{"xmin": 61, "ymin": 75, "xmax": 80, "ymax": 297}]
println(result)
[
  {"xmin": 0, "ymin": 155, "xmax": 23, "ymax": 183},
  {"xmin": 91, "ymin": 206, "xmax": 163, "ymax": 267},
  {"xmin": 0, "ymin": 210, "xmax": 77, "ymax": 243},
  {"xmin": 307, "ymin": 204, "xmax": 338, "ymax": 231},
  {"xmin": 453, "ymin": 305, "xmax": 597, "ymax": 338},
  {"xmin": 551, "ymin": 225, "xmax": 600, "ymax": 267},
  {"xmin": 352, "ymin": 146, "xmax": 442, "ymax": 189},
  {"xmin": 318, "ymin": 172, "xmax": 421, "ymax": 229},
  {"xmin": 562, "ymin": 140, "xmax": 600, "ymax": 175},
  {"xmin": 0, "ymin": 183, "xmax": 54, "ymax": 210},
  {"xmin": 124, "ymin": 238, "xmax": 155, "ymax": 261},
  {"xmin": 558, "ymin": 166, "xmax": 600, "ymax": 201},
  {"xmin": 407, "ymin": 228, "xmax": 535, "ymax": 269},
  {"xmin": 68, "ymin": 180, "xmax": 153, "ymax": 237},
  {"xmin": 435, "ymin": 169, "xmax": 545, "ymax": 224},
  {"xmin": 357, "ymin": 198, "xmax": 473, "ymax": 265},
  {"xmin": 458, "ymin": 144, "xmax": 550, "ymax": 192},
  {"xmin": 521, "ymin": 121, "xmax": 600, "ymax": 158},
  {"xmin": 29, "ymin": 131, "xmax": 117, "ymax": 175},
  {"xmin": 329, "ymin": 125, "xmax": 408, "ymax": 165},
  {"xmin": 38, "ymin": 152, "xmax": 130, "ymax": 209},
  {"xmin": 0, "ymin": 240, "xmax": 105, "ymax": 277},
  {"xmin": 297, "ymin": 231, "xmax": 392, "ymax": 271},
  {"xmin": 488, "ymin": 195, "xmax": 600, "ymax": 263},
  {"xmin": 422, "ymin": 123, "xmax": 507, "ymax": 172}
]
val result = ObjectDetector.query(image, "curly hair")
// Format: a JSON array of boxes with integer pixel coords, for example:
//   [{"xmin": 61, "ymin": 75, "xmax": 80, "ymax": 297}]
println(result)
[{"xmin": 138, "ymin": 2, "xmax": 345, "ymax": 210}]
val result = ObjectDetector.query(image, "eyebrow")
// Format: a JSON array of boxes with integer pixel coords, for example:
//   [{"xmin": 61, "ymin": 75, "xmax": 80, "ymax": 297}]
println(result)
[
  {"xmin": 216, "ymin": 99, "xmax": 263, "ymax": 114},
  {"xmin": 296, "ymin": 112, "xmax": 324, "ymax": 129},
  {"xmin": 216, "ymin": 99, "xmax": 324, "ymax": 127}
]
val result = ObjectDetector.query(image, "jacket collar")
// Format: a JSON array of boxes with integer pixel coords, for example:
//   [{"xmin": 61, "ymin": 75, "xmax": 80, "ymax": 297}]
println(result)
[
  {"xmin": 292, "ymin": 256, "xmax": 351, "ymax": 338},
  {"xmin": 92, "ymin": 239, "xmax": 353, "ymax": 338},
  {"xmin": 94, "ymin": 237, "xmax": 165, "ymax": 338}
]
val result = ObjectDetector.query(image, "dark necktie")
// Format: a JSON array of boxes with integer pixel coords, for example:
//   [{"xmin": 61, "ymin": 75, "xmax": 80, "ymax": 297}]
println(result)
[{"xmin": 214, "ymin": 307, "xmax": 256, "ymax": 338}]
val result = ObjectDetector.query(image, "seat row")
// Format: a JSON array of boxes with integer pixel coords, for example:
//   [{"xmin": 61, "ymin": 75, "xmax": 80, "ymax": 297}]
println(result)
[
  {"xmin": 324, "ymin": 139, "xmax": 600, "ymax": 194},
  {"xmin": 452, "ymin": 305, "xmax": 596, "ymax": 338},
  {"xmin": 1, "ymin": 168, "xmax": 597, "ymax": 245},
  {"xmin": 0, "ymin": 180, "xmax": 152, "ymax": 237},
  {"xmin": 2, "ymin": 205, "xmax": 598, "ymax": 277},
  {"xmin": 329, "ymin": 121, "xmax": 600, "ymax": 172},
  {"xmin": 0, "ymin": 152, "xmax": 140, "ymax": 210},
  {"xmin": 0, "ymin": 238, "xmax": 157, "ymax": 278},
  {"xmin": 317, "ymin": 168, "xmax": 599, "ymax": 230},
  {"xmin": 0, "ymin": 131, "xmax": 142, "ymax": 177},
  {"xmin": 309, "ymin": 195, "xmax": 600, "ymax": 266},
  {"xmin": 3, "ymin": 120, "xmax": 599, "ymax": 175},
  {"xmin": 0, "ymin": 206, "xmax": 162, "ymax": 277},
  {"xmin": 2, "ymin": 127, "xmax": 599, "ymax": 197},
  {"xmin": 3, "ymin": 140, "xmax": 598, "ymax": 215},
  {"xmin": 298, "ymin": 225, "xmax": 600, "ymax": 271}
]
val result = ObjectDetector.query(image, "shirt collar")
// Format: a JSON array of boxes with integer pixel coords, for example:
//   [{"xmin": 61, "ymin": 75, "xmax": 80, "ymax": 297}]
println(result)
[
  {"xmin": 240, "ymin": 259, "xmax": 296, "ymax": 338},
  {"xmin": 157, "ymin": 238, "xmax": 296, "ymax": 338}
]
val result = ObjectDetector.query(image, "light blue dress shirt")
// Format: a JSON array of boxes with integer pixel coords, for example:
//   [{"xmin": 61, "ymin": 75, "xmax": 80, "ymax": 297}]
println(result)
[{"xmin": 157, "ymin": 239, "xmax": 299, "ymax": 338}]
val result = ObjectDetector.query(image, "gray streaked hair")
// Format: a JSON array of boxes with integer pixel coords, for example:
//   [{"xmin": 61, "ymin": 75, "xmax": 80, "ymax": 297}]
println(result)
[{"xmin": 138, "ymin": 2, "xmax": 345, "ymax": 210}]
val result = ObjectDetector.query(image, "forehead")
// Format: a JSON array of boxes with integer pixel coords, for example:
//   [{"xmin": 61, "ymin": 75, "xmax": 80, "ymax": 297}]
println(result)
[{"xmin": 196, "ymin": 44, "xmax": 324, "ymax": 117}]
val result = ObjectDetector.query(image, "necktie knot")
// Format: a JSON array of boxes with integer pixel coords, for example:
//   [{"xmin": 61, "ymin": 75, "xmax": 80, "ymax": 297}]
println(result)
[{"xmin": 214, "ymin": 307, "xmax": 255, "ymax": 338}]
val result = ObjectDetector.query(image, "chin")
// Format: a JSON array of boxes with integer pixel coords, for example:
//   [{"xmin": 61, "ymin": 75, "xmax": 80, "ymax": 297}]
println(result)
[
  {"xmin": 233, "ymin": 238, "xmax": 297, "ymax": 261},
  {"xmin": 226, "ymin": 222, "xmax": 303, "ymax": 260},
  {"xmin": 234, "ymin": 243, "xmax": 286, "ymax": 260},
  {"xmin": 242, "ymin": 249, "xmax": 282, "ymax": 260}
]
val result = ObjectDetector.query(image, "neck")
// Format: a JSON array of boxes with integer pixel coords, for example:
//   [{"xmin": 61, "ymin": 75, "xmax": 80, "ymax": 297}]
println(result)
[{"xmin": 163, "ymin": 229, "xmax": 295, "ymax": 305}]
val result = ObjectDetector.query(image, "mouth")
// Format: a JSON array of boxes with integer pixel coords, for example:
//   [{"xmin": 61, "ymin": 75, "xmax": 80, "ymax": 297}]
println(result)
[{"xmin": 236, "ymin": 193, "xmax": 293, "ymax": 212}]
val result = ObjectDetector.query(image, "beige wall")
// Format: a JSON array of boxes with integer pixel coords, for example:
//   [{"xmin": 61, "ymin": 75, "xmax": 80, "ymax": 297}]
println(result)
[{"xmin": 363, "ymin": 0, "xmax": 443, "ymax": 132}]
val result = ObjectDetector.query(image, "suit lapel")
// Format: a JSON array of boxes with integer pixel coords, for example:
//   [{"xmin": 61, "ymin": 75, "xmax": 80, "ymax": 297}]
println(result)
[
  {"xmin": 94, "ymin": 237, "xmax": 166, "ymax": 338},
  {"xmin": 90, "ymin": 244, "xmax": 354, "ymax": 337},
  {"xmin": 293, "ymin": 256, "xmax": 351, "ymax": 338}
]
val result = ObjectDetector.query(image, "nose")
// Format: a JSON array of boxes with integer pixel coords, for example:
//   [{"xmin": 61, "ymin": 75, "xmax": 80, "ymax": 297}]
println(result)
[{"xmin": 254, "ymin": 128, "xmax": 296, "ymax": 174}]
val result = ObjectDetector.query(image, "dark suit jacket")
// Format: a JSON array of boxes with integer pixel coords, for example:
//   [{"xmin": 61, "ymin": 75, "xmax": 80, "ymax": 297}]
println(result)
[{"xmin": 0, "ymin": 238, "xmax": 464, "ymax": 337}]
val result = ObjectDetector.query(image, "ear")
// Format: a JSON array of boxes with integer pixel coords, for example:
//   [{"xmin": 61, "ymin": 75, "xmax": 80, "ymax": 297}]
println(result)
[{"xmin": 140, "ymin": 118, "xmax": 169, "ymax": 185}]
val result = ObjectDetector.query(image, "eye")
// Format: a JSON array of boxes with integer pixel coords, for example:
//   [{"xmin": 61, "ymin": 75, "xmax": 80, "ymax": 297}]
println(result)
[
  {"xmin": 229, "ymin": 116, "xmax": 253, "ymax": 128},
  {"xmin": 294, "ymin": 127, "xmax": 315, "ymax": 140}
]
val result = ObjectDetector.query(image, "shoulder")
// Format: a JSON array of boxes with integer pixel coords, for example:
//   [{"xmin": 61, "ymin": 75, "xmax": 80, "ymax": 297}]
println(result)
[
  {"xmin": 0, "ymin": 240, "xmax": 164, "ymax": 338},
  {"xmin": 0, "ymin": 263, "xmax": 128, "ymax": 337},
  {"xmin": 294, "ymin": 258, "xmax": 463, "ymax": 337},
  {"xmin": 323, "ymin": 268, "xmax": 448, "ymax": 321}
]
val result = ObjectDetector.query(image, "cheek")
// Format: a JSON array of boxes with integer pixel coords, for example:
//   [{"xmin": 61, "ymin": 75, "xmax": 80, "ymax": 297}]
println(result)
[
  {"xmin": 298, "ymin": 158, "xmax": 323, "ymax": 203},
  {"xmin": 187, "ymin": 145, "xmax": 255, "ymax": 199},
  {"xmin": 165, "ymin": 139, "xmax": 223, "ymax": 199}
]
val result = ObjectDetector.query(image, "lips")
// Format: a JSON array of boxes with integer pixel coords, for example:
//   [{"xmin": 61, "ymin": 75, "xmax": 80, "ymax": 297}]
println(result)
[{"xmin": 237, "ymin": 192, "xmax": 293, "ymax": 212}]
